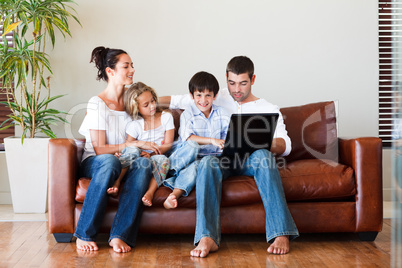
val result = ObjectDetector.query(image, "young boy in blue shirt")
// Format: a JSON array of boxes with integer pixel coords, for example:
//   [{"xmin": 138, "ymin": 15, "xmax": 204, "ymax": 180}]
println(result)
[{"xmin": 163, "ymin": 71, "xmax": 230, "ymax": 209}]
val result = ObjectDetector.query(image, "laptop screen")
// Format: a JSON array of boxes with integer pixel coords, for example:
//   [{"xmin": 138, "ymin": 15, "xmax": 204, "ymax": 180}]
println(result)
[{"xmin": 220, "ymin": 113, "xmax": 279, "ymax": 159}]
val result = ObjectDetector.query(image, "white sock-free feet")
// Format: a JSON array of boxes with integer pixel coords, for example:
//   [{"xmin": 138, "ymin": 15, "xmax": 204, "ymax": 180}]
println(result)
[
  {"xmin": 190, "ymin": 237, "xmax": 219, "ymax": 258},
  {"xmin": 267, "ymin": 236, "xmax": 290, "ymax": 255},
  {"xmin": 76, "ymin": 238, "xmax": 99, "ymax": 251},
  {"xmin": 109, "ymin": 238, "xmax": 131, "ymax": 253}
]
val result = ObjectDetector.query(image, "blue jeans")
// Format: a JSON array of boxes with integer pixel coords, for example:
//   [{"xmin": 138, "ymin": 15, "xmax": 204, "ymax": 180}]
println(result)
[
  {"xmin": 164, "ymin": 160, "xmax": 200, "ymax": 197},
  {"xmin": 163, "ymin": 140, "xmax": 200, "ymax": 196},
  {"xmin": 120, "ymin": 147, "xmax": 168, "ymax": 186},
  {"xmin": 194, "ymin": 149, "xmax": 299, "ymax": 246},
  {"xmin": 74, "ymin": 154, "xmax": 152, "ymax": 247},
  {"xmin": 119, "ymin": 147, "xmax": 141, "ymax": 168},
  {"xmin": 168, "ymin": 140, "xmax": 199, "ymax": 174}
]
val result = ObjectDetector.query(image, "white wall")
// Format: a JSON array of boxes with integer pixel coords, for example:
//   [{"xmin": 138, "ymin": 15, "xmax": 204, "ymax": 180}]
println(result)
[{"xmin": 1, "ymin": 0, "xmax": 386, "ymax": 201}]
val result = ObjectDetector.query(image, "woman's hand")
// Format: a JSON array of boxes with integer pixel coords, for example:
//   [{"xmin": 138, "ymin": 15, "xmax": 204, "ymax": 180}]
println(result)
[
  {"xmin": 135, "ymin": 141, "xmax": 162, "ymax": 155},
  {"xmin": 125, "ymin": 135, "xmax": 161, "ymax": 155}
]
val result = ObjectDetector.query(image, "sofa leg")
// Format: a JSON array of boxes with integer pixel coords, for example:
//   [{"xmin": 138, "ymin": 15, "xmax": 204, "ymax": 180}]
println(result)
[
  {"xmin": 53, "ymin": 233, "xmax": 73, "ymax": 243},
  {"xmin": 357, "ymin": 232, "xmax": 378, "ymax": 241}
]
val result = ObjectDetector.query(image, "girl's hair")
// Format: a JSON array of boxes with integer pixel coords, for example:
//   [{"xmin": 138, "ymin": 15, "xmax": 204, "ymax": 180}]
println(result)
[
  {"xmin": 90, "ymin": 46, "xmax": 128, "ymax": 81},
  {"xmin": 124, "ymin": 82, "xmax": 162, "ymax": 119}
]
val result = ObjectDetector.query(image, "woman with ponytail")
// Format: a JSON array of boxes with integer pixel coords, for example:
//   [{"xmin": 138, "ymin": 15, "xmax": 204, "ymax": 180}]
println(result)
[{"xmin": 74, "ymin": 46, "xmax": 152, "ymax": 253}]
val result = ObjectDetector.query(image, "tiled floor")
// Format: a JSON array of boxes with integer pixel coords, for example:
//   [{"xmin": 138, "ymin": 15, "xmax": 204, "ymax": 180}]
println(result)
[{"xmin": 0, "ymin": 202, "xmax": 395, "ymax": 222}]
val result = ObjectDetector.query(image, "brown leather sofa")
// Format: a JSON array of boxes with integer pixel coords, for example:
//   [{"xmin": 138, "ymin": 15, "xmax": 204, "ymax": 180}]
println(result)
[{"xmin": 48, "ymin": 101, "xmax": 383, "ymax": 243}]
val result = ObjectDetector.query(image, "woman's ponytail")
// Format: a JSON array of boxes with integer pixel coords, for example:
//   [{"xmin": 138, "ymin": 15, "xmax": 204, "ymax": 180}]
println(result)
[{"xmin": 90, "ymin": 46, "xmax": 127, "ymax": 82}]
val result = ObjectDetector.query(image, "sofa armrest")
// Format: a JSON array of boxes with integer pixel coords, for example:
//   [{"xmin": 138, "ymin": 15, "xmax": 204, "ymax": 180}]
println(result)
[
  {"xmin": 338, "ymin": 137, "xmax": 383, "ymax": 232},
  {"xmin": 48, "ymin": 138, "xmax": 79, "ymax": 234}
]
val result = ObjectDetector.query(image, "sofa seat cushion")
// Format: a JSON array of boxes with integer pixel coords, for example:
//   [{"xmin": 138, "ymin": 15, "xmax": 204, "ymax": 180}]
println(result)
[
  {"xmin": 279, "ymin": 159, "xmax": 355, "ymax": 201},
  {"xmin": 75, "ymin": 158, "xmax": 355, "ymax": 206},
  {"xmin": 75, "ymin": 175, "xmax": 262, "ymax": 208}
]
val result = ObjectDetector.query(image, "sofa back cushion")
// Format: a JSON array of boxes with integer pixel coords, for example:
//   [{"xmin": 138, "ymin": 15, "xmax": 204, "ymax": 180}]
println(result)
[
  {"xmin": 168, "ymin": 108, "xmax": 184, "ymax": 140},
  {"xmin": 280, "ymin": 101, "xmax": 337, "ymax": 163}
]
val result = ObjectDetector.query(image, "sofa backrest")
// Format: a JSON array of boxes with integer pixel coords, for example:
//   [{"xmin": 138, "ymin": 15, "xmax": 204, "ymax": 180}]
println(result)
[{"xmin": 280, "ymin": 101, "xmax": 338, "ymax": 163}]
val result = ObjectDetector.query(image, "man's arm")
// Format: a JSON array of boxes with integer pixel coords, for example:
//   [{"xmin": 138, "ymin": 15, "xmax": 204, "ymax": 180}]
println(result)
[
  {"xmin": 159, "ymin": 96, "xmax": 171, "ymax": 109},
  {"xmin": 160, "ymin": 94, "xmax": 193, "ymax": 110},
  {"xmin": 271, "ymin": 137, "xmax": 286, "ymax": 155}
]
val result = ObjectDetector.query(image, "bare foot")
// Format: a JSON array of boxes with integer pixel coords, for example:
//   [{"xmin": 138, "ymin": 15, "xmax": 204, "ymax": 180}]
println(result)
[
  {"xmin": 76, "ymin": 238, "xmax": 99, "ymax": 251},
  {"xmin": 107, "ymin": 187, "xmax": 119, "ymax": 196},
  {"xmin": 267, "ymin": 236, "xmax": 289, "ymax": 255},
  {"xmin": 109, "ymin": 238, "xmax": 131, "ymax": 253},
  {"xmin": 163, "ymin": 194, "xmax": 178, "ymax": 209},
  {"xmin": 190, "ymin": 237, "xmax": 219, "ymax": 258},
  {"xmin": 142, "ymin": 192, "xmax": 153, "ymax": 206}
]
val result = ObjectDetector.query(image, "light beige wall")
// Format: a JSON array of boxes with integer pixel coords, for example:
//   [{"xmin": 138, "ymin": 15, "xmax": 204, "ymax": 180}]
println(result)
[
  {"xmin": 44, "ymin": 0, "xmax": 379, "ymax": 141},
  {"xmin": 0, "ymin": 153, "xmax": 11, "ymax": 204},
  {"xmin": 1, "ymin": 0, "xmax": 388, "ymax": 202}
]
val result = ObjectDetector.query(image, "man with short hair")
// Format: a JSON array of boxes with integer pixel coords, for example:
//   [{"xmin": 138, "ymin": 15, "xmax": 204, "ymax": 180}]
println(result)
[{"xmin": 159, "ymin": 56, "xmax": 299, "ymax": 257}]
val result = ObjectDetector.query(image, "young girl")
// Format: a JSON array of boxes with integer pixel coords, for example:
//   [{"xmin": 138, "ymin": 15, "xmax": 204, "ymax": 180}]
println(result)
[{"xmin": 107, "ymin": 82, "xmax": 175, "ymax": 206}]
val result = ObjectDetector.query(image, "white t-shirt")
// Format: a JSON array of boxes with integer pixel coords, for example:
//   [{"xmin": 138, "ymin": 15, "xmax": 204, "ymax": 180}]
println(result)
[
  {"xmin": 170, "ymin": 88, "xmax": 292, "ymax": 156},
  {"xmin": 126, "ymin": 111, "xmax": 175, "ymax": 153},
  {"xmin": 79, "ymin": 96, "xmax": 132, "ymax": 161}
]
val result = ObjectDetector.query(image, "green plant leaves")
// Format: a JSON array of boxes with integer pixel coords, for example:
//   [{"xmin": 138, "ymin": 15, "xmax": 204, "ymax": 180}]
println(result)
[
  {"xmin": 0, "ymin": 0, "xmax": 80, "ymax": 140},
  {"xmin": 0, "ymin": 94, "xmax": 69, "ymax": 140}
]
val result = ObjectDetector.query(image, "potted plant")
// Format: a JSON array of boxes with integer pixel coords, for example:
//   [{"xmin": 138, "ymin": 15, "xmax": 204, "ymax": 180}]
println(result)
[{"xmin": 0, "ymin": 0, "xmax": 80, "ymax": 213}]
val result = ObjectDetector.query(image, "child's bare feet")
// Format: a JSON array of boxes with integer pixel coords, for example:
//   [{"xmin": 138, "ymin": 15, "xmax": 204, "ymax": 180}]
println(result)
[
  {"xmin": 109, "ymin": 238, "xmax": 131, "ymax": 253},
  {"xmin": 107, "ymin": 186, "xmax": 119, "ymax": 196},
  {"xmin": 142, "ymin": 178, "xmax": 158, "ymax": 206},
  {"xmin": 190, "ymin": 237, "xmax": 219, "ymax": 257},
  {"xmin": 267, "ymin": 236, "xmax": 290, "ymax": 255},
  {"xmin": 76, "ymin": 238, "xmax": 99, "ymax": 251},
  {"xmin": 142, "ymin": 192, "xmax": 153, "ymax": 206},
  {"xmin": 163, "ymin": 193, "xmax": 178, "ymax": 209}
]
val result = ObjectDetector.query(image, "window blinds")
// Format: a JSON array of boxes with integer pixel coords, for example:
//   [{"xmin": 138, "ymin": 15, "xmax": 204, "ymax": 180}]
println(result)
[{"xmin": 379, "ymin": 0, "xmax": 401, "ymax": 148}]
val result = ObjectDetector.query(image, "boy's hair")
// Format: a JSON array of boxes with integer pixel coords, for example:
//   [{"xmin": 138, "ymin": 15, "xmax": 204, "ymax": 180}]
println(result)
[
  {"xmin": 189, "ymin": 71, "xmax": 219, "ymax": 96},
  {"xmin": 226, "ymin": 56, "xmax": 254, "ymax": 80},
  {"xmin": 124, "ymin": 82, "xmax": 161, "ymax": 119}
]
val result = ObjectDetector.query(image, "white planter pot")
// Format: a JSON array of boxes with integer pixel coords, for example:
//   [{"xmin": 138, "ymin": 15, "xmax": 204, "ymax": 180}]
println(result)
[{"xmin": 4, "ymin": 137, "xmax": 50, "ymax": 213}]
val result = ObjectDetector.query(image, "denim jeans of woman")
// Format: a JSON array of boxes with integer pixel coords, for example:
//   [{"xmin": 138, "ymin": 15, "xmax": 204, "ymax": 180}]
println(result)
[
  {"xmin": 194, "ymin": 149, "xmax": 299, "ymax": 246},
  {"xmin": 73, "ymin": 154, "xmax": 152, "ymax": 247}
]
